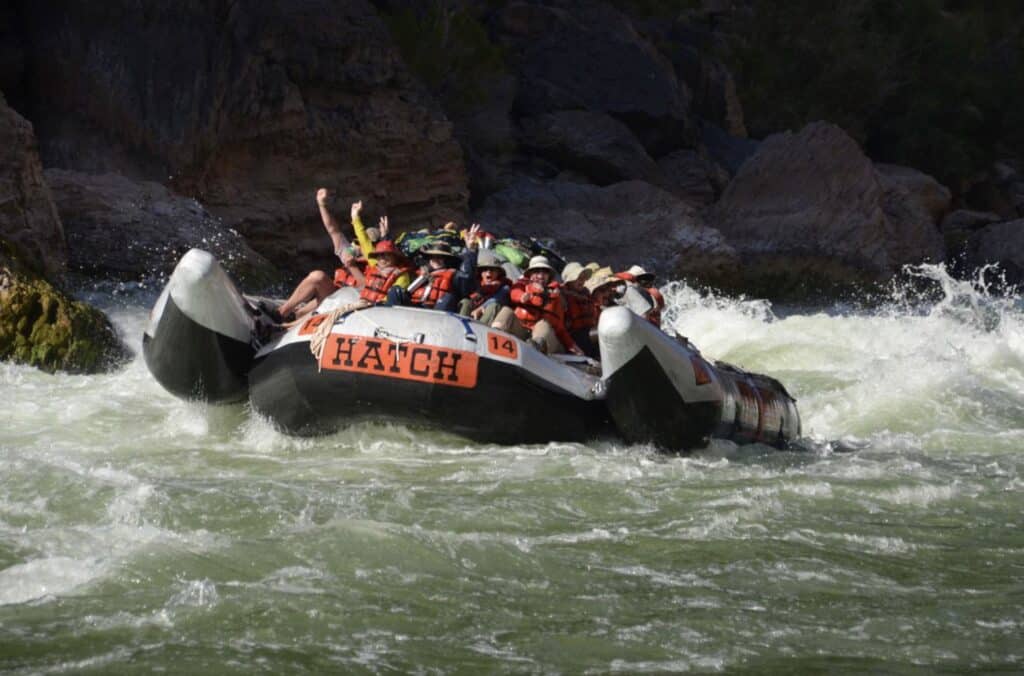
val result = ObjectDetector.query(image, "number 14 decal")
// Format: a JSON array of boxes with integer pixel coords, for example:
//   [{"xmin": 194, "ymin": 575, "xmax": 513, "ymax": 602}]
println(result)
[{"xmin": 486, "ymin": 332, "xmax": 518, "ymax": 359}]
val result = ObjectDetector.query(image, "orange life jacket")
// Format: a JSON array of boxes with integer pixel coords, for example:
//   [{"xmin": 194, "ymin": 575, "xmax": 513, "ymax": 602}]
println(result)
[
  {"xmin": 333, "ymin": 261, "xmax": 365, "ymax": 289},
  {"xmin": 512, "ymin": 281, "xmax": 565, "ymax": 331},
  {"xmin": 359, "ymin": 265, "xmax": 405, "ymax": 304},
  {"xmin": 410, "ymin": 267, "xmax": 456, "ymax": 308},
  {"xmin": 564, "ymin": 287, "xmax": 597, "ymax": 332}
]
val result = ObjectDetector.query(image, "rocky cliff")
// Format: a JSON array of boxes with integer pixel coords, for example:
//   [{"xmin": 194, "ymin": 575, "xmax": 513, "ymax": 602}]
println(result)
[{"xmin": 3, "ymin": 0, "xmax": 1019, "ymax": 299}]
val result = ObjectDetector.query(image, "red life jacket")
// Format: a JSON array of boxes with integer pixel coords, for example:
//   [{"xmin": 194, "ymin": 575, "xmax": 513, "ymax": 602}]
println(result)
[
  {"xmin": 410, "ymin": 267, "xmax": 456, "ymax": 308},
  {"xmin": 467, "ymin": 278, "xmax": 509, "ymax": 310},
  {"xmin": 564, "ymin": 287, "xmax": 597, "ymax": 332},
  {"xmin": 360, "ymin": 265, "xmax": 406, "ymax": 304},
  {"xmin": 512, "ymin": 280, "xmax": 566, "ymax": 331}
]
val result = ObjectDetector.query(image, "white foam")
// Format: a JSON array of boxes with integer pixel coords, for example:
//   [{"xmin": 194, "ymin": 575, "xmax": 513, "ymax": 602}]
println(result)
[{"xmin": 0, "ymin": 555, "xmax": 105, "ymax": 605}]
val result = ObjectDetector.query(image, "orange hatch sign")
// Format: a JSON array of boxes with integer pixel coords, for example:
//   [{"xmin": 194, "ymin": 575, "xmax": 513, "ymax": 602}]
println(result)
[{"xmin": 318, "ymin": 334, "xmax": 479, "ymax": 388}]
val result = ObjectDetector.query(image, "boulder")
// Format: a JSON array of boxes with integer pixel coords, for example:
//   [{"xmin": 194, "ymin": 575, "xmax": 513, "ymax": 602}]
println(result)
[
  {"xmin": 706, "ymin": 122, "xmax": 946, "ymax": 293},
  {"xmin": 965, "ymin": 160, "xmax": 1024, "ymax": 219},
  {"xmin": 966, "ymin": 219, "xmax": 1024, "ymax": 286},
  {"xmin": 875, "ymin": 164, "xmax": 948, "ymax": 267},
  {"xmin": 519, "ymin": 110, "xmax": 662, "ymax": 186},
  {"xmin": 474, "ymin": 178, "xmax": 738, "ymax": 278},
  {"xmin": 15, "ymin": 0, "xmax": 468, "ymax": 276},
  {"xmin": 0, "ymin": 92, "xmax": 66, "ymax": 279},
  {"xmin": 494, "ymin": 1, "xmax": 693, "ymax": 155},
  {"xmin": 941, "ymin": 209, "xmax": 1002, "ymax": 262},
  {"xmin": 875, "ymin": 163, "xmax": 952, "ymax": 224},
  {"xmin": 45, "ymin": 169, "xmax": 281, "ymax": 288},
  {"xmin": 0, "ymin": 241, "xmax": 128, "ymax": 373}
]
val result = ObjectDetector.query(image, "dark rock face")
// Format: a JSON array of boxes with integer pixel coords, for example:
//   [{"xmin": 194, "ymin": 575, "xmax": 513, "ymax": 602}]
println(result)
[
  {"xmin": 14, "ymin": 0, "xmax": 468, "ymax": 275},
  {"xmin": 474, "ymin": 178, "xmax": 738, "ymax": 277},
  {"xmin": 706, "ymin": 122, "xmax": 946, "ymax": 293},
  {"xmin": 493, "ymin": 1, "xmax": 693, "ymax": 156},
  {"xmin": 45, "ymin": 169, "xmax": 281, "ymax": 288},
  {"xmin": 0, "ymin": 93, "xmax": 66, "ymax": 280},
  {"xmin": 519, "ymin": 110, "xmax": 661, "ymax": 186},
  {"xmin": 657, "ymin": 149, "xmax": 727, "ymax": 208}
]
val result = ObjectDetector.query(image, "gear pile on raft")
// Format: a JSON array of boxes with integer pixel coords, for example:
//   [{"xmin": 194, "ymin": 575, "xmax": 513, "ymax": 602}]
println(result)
[{"xmin": 143, "ymin": 193, "xmax": 800, "ymax": 452}]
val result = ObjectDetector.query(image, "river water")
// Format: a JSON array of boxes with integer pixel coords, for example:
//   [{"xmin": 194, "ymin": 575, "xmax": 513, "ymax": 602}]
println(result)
[{"xmin": 2, "ymin": 265, "xmax": 1022, "ymax": 673}]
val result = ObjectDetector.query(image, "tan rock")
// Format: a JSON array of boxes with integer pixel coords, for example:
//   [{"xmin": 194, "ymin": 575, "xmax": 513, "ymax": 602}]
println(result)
[
  {"xmin": 706, "ymin": 122, "xmax": 945, "ymax": 292},
  {"xmin": 0, "ymin": 93, "xmax": 65, "ymax": 279}
]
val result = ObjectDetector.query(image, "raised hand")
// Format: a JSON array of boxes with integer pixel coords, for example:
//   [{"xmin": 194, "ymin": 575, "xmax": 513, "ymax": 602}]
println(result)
[
  {"xmin": 351, "ymin": 200, "xmax": 363, "ymax": 221},
  {"xmin": 464, "ymin": 223, "xmax": 482, "ymax": 249},
  {"xmin": 316, "ymin": 188, "xmax": 333, "ymax": 206},
  {"xmin": 378, "ymin": 215, "xmax": 389, "ymax": 239}
]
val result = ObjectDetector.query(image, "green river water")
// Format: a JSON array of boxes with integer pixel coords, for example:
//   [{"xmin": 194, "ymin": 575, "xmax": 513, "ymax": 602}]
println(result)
[{"xmin": 1, "ymin": 266, "xmax": 1022, "ymax": 673}]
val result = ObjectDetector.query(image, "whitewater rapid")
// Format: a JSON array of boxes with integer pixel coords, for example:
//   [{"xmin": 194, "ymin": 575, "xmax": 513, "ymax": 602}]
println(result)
[{"xmin": 1, "ymin": 264, "xmax": 1022, "ymax": 672}]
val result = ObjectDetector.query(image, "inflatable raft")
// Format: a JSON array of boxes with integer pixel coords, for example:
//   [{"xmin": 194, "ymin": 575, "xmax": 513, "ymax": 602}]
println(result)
[{"xmin": 143, "ymin": 249, "xmax": 801, "ymax": 451}]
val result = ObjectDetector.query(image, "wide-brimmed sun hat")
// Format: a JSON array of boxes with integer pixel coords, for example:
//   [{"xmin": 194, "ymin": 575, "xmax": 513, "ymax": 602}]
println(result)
[
  {"xmin": 367, "ymin": 240, "xmax": 409, "ymax": 263},
  {"xmin": 476, "ymin": 248, "xmax": 505, "ymax": 271},
  {"xmin": 561, "ymin": 261, "xmax": 591, "ymax": 284},
  {"xmin": 420, "ymin": 242, "xmax": 461, "ymax": 260},
  {"xmin": 585, "ymin": 266, "xmax": 624, "ymax": 293},
  {"xmin": 525, "ymin": 255, "xmax": 556, "ymax": 273},
  {"xmin": 627, "ymin": 264, "xmax": 655, "ymax": 283}
]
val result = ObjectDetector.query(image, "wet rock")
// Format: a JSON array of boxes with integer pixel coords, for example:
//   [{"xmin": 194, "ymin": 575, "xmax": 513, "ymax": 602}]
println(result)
[
  {"xmin": 519, "ymin": 110, "xmax": 661, "ymax": 186},
  {"xmin": 0, "ymin": 93, "xmax": 66, "ymax": 280},
  {"xmin": 45, "ymin": 169, "xmax": 281, "ymax": 289},
  {"xmin": 706, "ymin": 122, "xmax": 945, "ymax": 294},
  {"xmin": 474, "ymin": 178, "xmax": 738, "ymax": 278},
  {"xmin": 0, "ymin": 242, "xmax": 129, "ymax": 373}
]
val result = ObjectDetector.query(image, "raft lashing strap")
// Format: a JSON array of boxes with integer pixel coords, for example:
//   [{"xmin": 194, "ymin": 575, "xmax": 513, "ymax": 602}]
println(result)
[{"xmin": 372, "ymin": 326, "xmax": 425, "ymax": 369}]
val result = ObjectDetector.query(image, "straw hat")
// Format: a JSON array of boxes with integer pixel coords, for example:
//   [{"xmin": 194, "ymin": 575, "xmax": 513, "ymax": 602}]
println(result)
[
  {"xmin": 585, "ymin": 266, "xmax": 623, "ymax": 293},
  {"xmin": 524, "ymin": 255, "xmax": 556, "ymax": 273}
]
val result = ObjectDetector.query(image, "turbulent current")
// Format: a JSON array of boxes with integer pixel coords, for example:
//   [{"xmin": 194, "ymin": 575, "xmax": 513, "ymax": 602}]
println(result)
[{"xmin": 2, "ymin": 265, "xmax": 1022, "ymax": 673}]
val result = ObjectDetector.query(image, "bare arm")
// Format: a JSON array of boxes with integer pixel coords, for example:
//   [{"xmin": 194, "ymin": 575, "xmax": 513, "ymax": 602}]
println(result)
[{"xmin": 316, "ymin": 188, "xmax": 350, "ymax": 258}]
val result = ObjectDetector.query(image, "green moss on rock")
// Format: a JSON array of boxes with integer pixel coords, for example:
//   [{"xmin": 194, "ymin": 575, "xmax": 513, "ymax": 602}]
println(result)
[{"xmin": 0, "ymin": 242, "xmax": 129, "ymax": 374}]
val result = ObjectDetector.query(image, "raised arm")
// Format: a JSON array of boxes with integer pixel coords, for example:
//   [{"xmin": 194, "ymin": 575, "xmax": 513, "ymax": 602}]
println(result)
[
  {"xmin": 350, "ymin": 200, "xmax": 375, "ymax": 259},
  {"xmin": 316, "ymin": 188, "xmax": 350, "ymax": 258}
]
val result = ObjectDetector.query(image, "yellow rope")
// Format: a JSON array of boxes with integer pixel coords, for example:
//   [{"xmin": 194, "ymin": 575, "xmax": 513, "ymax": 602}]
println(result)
[{"xmin": 309, "ymin": 300, "xmax": 370, "ymax": 367}]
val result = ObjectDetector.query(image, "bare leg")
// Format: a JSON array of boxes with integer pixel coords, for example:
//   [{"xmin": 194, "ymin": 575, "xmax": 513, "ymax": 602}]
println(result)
[{"xmin": 278, "ymin": 270, "xmax": 335, "ymax": 317}]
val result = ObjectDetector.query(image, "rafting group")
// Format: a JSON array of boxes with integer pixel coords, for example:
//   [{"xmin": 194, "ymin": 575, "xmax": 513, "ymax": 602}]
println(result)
[
  {"xmin": 142, "ymin": 188, "xmax": 802, "ymax": 450},
  {"xmin": 259, "ymin": 188, "xmax": 666, "ymax": 361}
]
